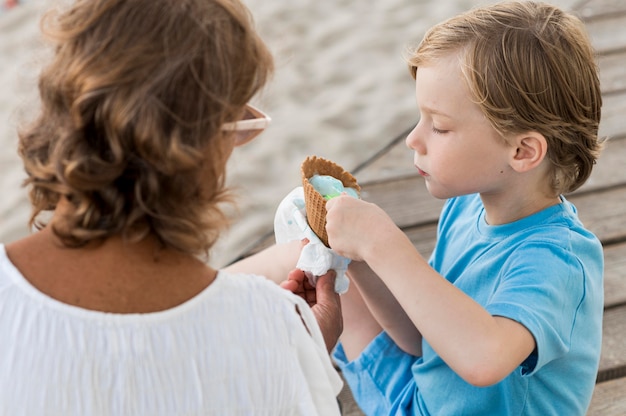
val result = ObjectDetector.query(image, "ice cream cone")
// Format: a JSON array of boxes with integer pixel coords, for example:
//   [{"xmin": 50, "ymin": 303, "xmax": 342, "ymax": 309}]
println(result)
[{"xmin": 301, "ymin": 156, "xmax": 360, "ymax": 247}]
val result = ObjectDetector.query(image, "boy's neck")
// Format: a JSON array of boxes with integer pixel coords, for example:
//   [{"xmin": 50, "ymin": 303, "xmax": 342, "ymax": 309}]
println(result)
[{"xmin": 480, "ymin": 190, "xmax": 561, "ymax": 225}]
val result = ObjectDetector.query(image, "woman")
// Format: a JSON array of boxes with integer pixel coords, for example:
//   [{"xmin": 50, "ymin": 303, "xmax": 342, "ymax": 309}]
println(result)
[{"xmin": 0, "ymin": 0, "xmax": 342, "ymax": 414}]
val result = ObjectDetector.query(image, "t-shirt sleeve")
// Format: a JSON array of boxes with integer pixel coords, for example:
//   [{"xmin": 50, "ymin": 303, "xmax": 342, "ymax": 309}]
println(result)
[{"xmin": 485, "ymin": 242, "xmax": 586, "ymax": 376}]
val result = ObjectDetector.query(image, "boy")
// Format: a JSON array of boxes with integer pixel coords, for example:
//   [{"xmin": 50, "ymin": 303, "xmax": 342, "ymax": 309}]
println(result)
[{"xmin": 325, "ymin": 2, "xmax": 604, "ymax": 415}]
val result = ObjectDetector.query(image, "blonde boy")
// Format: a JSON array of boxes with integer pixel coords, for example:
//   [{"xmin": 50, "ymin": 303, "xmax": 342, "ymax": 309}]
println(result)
[{"xmin": 326, "ymin": 2, "xmax": 603, "ymax": 414}]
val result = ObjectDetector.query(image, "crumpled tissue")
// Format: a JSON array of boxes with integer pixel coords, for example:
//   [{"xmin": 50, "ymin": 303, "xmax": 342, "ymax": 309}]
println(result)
[{"xmin": 274, "ymin": 186, "xmax": 350, "ymax": 294}]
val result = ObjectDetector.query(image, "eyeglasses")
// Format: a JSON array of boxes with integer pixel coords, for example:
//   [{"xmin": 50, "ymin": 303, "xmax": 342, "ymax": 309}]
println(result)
[{"xmin": 222, "ymin": 104, "xmax": 271, "ymax": 146}]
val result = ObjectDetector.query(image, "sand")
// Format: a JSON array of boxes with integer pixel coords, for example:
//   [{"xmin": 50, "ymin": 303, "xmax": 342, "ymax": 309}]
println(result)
[{"xmin": 0, "ymin": 0, "xmax": 578, "ymax": 266}]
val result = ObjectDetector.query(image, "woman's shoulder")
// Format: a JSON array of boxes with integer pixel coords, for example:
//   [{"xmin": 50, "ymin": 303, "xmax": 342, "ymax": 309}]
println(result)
[
  {"xmin": 0, "ymin": 244, "xmax": 301, "ymax": 328},
  {"xmin": 214, "ymin": 270, "xmax": 300, "ymax": 305}
]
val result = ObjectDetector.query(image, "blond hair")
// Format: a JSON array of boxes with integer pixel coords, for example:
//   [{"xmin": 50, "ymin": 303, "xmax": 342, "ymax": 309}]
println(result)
[
  {"xmin": 407, "ymin": 1, "xmax": 602, "ymax": 195},
  {"xmin": 18, "ymin": 0, "xmax": 273, "ymax": 256}
]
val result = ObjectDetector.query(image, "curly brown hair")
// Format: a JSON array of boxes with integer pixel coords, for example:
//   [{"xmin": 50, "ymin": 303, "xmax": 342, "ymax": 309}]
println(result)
[
  {"xmin": 18, "ymin": 0, "xmax": 273, "ymax": 257},
  {"xmin": 407, "ymin": 1, "xmax": 602, "ymax": 195}
]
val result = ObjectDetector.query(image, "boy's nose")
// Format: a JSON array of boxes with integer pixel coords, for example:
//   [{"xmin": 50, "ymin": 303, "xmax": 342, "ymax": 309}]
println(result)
[{"xmin": 405, "ymin": 122, "xmax": 424, "ymax": 154}]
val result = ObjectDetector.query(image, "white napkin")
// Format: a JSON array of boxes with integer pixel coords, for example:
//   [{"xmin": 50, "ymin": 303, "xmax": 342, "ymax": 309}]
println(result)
[{"xmin": 274, "ymin": 187, "xmax": 350, "ymax": 294}]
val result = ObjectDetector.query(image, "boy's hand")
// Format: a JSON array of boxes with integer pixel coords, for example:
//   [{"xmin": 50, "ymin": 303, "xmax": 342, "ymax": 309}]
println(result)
[
  {"xmin": 281, "ymin": 269, "xmax": 343, "ymax": 352},
  {"xmin": 325, "ymin": 195, "xmax": 396, "ymax": 261}
]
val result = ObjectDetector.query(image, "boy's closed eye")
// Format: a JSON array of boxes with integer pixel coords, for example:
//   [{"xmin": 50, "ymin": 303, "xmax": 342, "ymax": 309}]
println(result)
[{"xmin": 432, "ymin": 126, "xmax": 449, "ymax": 134}]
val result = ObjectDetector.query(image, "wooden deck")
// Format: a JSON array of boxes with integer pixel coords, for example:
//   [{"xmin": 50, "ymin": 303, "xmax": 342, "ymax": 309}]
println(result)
[{"xmin": 238, "ymin": 0, "xmax": 626, "ymax": 414}]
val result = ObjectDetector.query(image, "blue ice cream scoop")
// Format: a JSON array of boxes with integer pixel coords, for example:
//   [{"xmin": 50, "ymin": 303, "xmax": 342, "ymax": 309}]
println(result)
[{"xmin": 309, "ymin": 175, "xmax": 360, "ymax": 200}]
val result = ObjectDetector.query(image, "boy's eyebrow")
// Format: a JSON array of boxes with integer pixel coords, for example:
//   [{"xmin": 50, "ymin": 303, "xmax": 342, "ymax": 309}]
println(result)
[{"xmin": 420, "ymin": 105, "xmax": 453, "ymax": 119}]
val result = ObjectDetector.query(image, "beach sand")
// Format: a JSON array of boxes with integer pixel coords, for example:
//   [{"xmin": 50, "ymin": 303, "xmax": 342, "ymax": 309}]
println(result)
[{"xmin": 0, "ymin": 0, "xmax": 577, "ymax": 267}]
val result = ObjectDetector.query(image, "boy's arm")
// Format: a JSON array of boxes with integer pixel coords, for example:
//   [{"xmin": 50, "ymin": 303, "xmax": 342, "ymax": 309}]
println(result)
[
  {"xmin": 346, "ymin": 260, "xmax": 423, "ymax": 356},
  {"xmin": 326, "ymin": 196, "xmax": 536, "ymax": 387},
  {"xmin": 364, "ymin": 230, "xmax": 535, "ymax": 386}
]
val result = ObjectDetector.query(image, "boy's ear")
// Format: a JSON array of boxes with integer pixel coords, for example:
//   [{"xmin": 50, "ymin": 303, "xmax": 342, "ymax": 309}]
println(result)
[{"xmin": 509, "ymin": 131, "xmax": 548, "ymax": 173}]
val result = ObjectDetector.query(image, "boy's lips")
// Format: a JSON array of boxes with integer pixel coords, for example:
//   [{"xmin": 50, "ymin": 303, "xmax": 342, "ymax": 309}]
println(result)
[{"xmin": 416, "ymin": 165, "xmax": 429, "ymax": 177}]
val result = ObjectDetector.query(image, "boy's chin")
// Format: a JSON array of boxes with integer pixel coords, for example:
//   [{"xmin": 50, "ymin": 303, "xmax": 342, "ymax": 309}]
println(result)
[{"xmin": 424, "ymin": 183, "xmax": 455, "ymax": 200}]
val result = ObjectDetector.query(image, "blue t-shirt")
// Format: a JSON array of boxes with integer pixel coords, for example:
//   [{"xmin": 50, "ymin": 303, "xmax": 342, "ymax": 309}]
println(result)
[{"xmin": 336, "ymin": 194, "xmax": 603, "ymax": 415}]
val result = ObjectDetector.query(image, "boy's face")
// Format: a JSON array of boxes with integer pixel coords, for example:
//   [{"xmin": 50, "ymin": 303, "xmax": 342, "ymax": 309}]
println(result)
[{"xmin": 406, "ymin": 52, "xmax": 514, "ymax": 200}]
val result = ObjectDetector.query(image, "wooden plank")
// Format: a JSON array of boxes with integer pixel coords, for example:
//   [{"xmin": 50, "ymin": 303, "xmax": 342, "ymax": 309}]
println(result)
[
  {"xmin": 573, "ymin": 184, "xmax": 626, "ymax": 245},
  {"xmin": 603, "ymin": 242, "xmax": 626, "ymax": 309},
  {"xmin": 597, "ymin": 52, "xmax": 626, "ymax": 94},
  {"xmin": 337, "ymin": 373, "xmax": 364, "ymax": 416},
  {"xmin": 580, "ymin": 136, "xmax": 626, "ymax": 192},
  {"xmin": 588, "ymin": 376, "xmax": 626, "ymax": 416},
  {"xmin": 584, "ymin": 12, "xmax": 626, "ymax": 54},
  {"xmin": 359, "ymin": 175, "xmax": 442, "ymax": 228},
  {"xmin": 404, "ymin": 222, "xmax": 438, "ymax": 258},
  {"xmin": 577, "ymin": 0, "xmax": 626, "ymax": 22},
  {"xmin": 354, "ymin": 135, "xmax": 416, "ymax": 184},
  {"xmin": 598, "ymin": 305, "xmax": 626, "ymax": 381},
  {"xmin": 598, "ymin": 93, "xmax": 626, "ymax": 140}
]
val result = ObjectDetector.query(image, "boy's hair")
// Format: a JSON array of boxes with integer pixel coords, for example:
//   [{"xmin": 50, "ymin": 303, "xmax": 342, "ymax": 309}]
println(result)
[
  {"xmin": 407, "ymin": 1, "xmax": 602, "ymax": 195},
  {"xmin": 18, "ymin": 0, "xmax": 273, "ymax": 256}
]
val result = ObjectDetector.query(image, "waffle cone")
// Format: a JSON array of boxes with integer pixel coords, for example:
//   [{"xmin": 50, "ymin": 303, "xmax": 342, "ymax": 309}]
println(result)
[{"xmin": 301, "ymin": 156, "xmax": 360, "ymax": 247}]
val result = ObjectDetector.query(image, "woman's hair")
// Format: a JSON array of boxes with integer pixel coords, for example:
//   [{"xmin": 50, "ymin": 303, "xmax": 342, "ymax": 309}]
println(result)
[
  {"xmin": 19, "ymin": 0, "xmax": 273, "ymax": 256},
  {"xmin": 406, "ymin": 1, "xmax": 602, "ymax": 195}
]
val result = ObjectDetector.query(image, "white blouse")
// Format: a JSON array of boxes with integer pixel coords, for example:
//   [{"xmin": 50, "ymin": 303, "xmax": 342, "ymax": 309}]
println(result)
[{"xmin": 0, "ymin": 245, "xmax": 342, "ymax": 415}]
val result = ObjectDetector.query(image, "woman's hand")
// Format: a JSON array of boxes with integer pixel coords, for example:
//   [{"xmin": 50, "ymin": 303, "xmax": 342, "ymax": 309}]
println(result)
[{"xmin": 281, "ymin": 269, "xmax": 343, "ymax": 353}]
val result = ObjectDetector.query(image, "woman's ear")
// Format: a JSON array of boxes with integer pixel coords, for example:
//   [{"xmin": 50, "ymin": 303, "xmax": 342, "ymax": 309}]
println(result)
[{"xmin": 509, "ymin": 132, "xmax": 548, "ymax": 173}]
